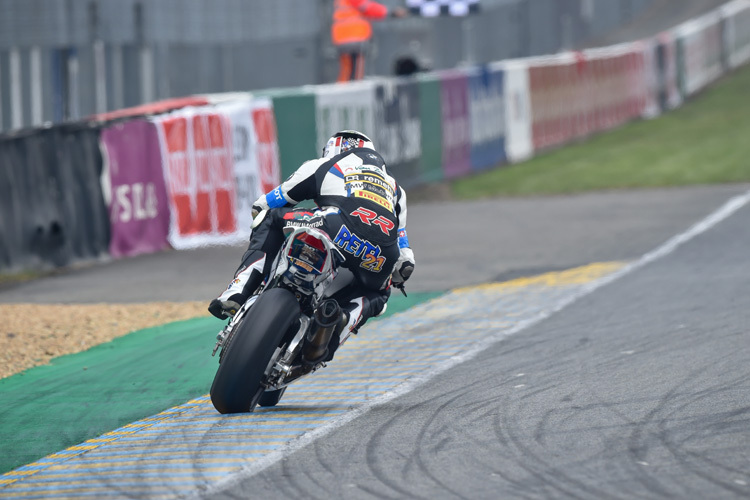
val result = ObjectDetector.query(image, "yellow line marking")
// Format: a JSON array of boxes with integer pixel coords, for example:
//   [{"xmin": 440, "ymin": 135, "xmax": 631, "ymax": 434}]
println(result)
[
  {"xmin": 70, "ymin": 450, "xmax": 270, "ymax": 461},
  {"xmin": 1, "ymin": 485, "xmax": 197, "ymax": 494},
  {"xmin": 47, "ymin": 458, "xmax": 257, "ymax": 470},
  {"xmin": 6, "ymin": 468, "xmax": 238, "ymax": 480},
  {"xmin": 105, "ymin": 439, "xmax": 290, "ymax": 446},
  {"xmin": 454, "ymin": 262, "xmax": 625, "ymax": 292}
]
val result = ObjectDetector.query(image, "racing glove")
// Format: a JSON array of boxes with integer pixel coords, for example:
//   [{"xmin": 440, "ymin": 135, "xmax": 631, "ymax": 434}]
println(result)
[{"xmin": 392, "ymin": 247, "xmax": 415, "ymax": 284}]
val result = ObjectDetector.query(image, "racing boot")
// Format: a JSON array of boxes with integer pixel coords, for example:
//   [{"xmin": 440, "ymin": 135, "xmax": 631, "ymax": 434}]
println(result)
[
  {"xmin": 321, "ymin": 290, "xmax": 389, "ymax": 362},
  {"xmin": 208, "ymin": 253, "xmax": 266, "ymax": 320}
]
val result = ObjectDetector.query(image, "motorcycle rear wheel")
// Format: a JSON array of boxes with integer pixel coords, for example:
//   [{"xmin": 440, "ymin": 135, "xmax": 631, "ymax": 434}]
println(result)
[{"xmin": 210, "ymin": 288, "xmax": 300, "ymax": 414}]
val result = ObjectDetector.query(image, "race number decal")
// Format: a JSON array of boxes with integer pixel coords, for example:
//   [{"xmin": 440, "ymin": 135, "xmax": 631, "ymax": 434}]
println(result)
[{"xmin": 333, "ymin": 224, "xmax": 387, "ymax": 272}]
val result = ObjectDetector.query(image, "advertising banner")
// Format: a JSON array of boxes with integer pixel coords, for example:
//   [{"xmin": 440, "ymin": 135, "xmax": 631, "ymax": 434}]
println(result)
[
  {"xmin": 417, "ymin": 74, "xmax": 444, "ymax": 183},
  {"xmin": 315, "ymin": 81, "xmax": 377, "ymax": 158},
  {"xmin": 466, "ymin": 65, "xmax": 506, "ymax": 170},
  {"xmin": 502, "ymin": 61, "xmax": 533, "ymax": 163},
  {"xmin": 675, "ymin": 12, "xmax": 724, "ymax": 97},
  {"xmin": 101, "ymin": 119, "xmax": 171, "ymax": 258},
  {"xmin": 528, "ymin": 55, "xmax": 577, "ymax": 151},
  {"xmin": 529, "ymin": 46, "xmax": 650, "ymax": 151},
  {"xmin": 374, "ymin": 78, "xmax": 422, "ymax": 188},
  {"xmin": 218, "ymin": 97, "xmax": 282, "ymax": 233},
  {"xmin": 154, "ymin": 107, "xmax": 239, "ymax": 249},
  {"xmin": 439, "ymin": 71, "xmax": 471, "ymax": 179}
]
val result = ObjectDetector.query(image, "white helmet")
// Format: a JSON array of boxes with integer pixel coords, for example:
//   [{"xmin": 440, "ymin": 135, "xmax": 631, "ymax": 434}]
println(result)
[{"xmin": 322, "ymin": 130, "xmax": 375, "ymax": 158}]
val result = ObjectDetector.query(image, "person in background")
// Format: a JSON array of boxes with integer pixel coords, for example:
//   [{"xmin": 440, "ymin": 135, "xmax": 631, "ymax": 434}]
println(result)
[{"xmin": 333, "ymin": 0, "xmax": 408, "ymax": 82}]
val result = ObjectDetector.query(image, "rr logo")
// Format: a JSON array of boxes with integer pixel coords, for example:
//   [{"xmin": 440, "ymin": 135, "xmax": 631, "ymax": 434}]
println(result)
[{"xmin": 351, "ymin": 207, "xmax": 395, "ymax": 235}]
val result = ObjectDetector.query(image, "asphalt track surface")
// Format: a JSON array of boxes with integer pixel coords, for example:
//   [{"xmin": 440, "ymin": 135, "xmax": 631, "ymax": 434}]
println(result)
[
  {"xmin": 206, "ymin": 187, "xmax": 750, "ymax": 499},
  {"xmin": 2, "ymin": 184, "xmax": 750, "ymax": 499}
]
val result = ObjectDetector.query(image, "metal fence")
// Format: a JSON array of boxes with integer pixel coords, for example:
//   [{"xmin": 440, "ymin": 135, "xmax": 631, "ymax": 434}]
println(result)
[{"xmin": 0, "ymin": 0, "xmax": 654, "ymax": 132}]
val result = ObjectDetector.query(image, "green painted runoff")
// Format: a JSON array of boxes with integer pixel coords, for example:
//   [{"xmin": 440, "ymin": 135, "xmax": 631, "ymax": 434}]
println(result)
[{"xmin": 0, "ymin": 291, "xmax": 442, "ymax": 474}]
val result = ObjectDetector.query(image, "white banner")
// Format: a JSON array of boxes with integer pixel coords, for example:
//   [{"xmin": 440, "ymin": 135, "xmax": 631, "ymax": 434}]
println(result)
[
  {"xmin": 502, "ymin": 60, "xmax": 533, "ymax": 163},
  {"xmin": 675, "ymin": 11, "xmax": 724, "ymax": 97},
  {"xmin": 217, "ymin": 97, "xmax": 281, "ymax": 236}
]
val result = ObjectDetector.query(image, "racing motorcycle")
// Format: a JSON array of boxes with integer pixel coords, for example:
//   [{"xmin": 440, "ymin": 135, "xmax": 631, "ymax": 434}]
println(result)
[{"xmin": 210, "ymin": 215, "xmax": 397, "ymax": 414}]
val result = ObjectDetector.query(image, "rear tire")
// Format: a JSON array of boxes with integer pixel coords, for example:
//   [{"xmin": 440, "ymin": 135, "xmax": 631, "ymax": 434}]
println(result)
[
  {"xmin": 210, "ymin": 288, "xmax": 300, "ymax": 414},
  {"xmin": 258, "ymin": 387, "xmax": 287, "ymax": 407}
]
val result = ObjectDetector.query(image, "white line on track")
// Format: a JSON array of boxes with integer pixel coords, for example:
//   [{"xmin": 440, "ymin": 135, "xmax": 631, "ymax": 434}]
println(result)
[{"xmin": 200, "ymin": 188, "xmax": 750, "ymax": 498}]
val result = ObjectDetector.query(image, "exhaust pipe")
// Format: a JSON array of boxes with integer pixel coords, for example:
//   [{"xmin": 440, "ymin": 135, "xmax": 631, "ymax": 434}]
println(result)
[{"xmin": 302, "ymin": 299, "xmax": 341, "ymax": 364}]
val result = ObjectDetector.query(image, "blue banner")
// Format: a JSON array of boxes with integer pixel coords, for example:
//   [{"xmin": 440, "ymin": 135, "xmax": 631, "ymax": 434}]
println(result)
[{"xmin": 467, "ymin": 65, "xmax": 506, "ymax": 171}]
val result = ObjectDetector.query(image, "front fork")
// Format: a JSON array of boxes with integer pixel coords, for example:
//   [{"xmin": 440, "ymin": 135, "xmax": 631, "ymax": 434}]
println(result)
[{"xmin": 211, "ymin": 295, "xmax": 259, "ymax": 357}]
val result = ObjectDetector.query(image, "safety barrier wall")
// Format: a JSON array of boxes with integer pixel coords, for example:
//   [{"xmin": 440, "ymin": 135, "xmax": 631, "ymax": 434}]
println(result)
[
  {"xmin": 0, "ymin": 123, "xmax": 109, "ymax": 271},
  {"xmin": 527, "ymin": 43, "xmax": 656, "ymax": 152},
  {"xmin": 675, "ymin": 11, "xmax": 726, "ymax": 97},
  {"xmin": 722, "ymin": 0, "xmax": 750, "ymax": 68},
  {"xmin": 2, "ymin": 0, "xmax": 750, "ymax": 272}
]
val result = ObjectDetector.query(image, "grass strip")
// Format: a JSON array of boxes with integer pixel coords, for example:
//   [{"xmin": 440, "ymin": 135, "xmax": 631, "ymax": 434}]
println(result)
[
  {"xmin": 453, "ymin": 64, "xmax": 750, "ymax": 198},
  {"xmin": 0, "ymin": 291, "xmax": 442, "ymax": 474}
]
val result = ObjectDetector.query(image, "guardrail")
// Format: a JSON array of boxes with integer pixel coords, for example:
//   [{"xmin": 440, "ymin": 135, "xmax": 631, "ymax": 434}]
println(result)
[{"xmin": 1, "ymin": 0, "xmax": 749, "ymax": 272}]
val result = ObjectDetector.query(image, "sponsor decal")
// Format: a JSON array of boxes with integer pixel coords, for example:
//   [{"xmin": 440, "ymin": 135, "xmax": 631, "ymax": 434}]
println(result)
[
  {"xmin": 350, "ymin": 207, "xmax": 395, "ymax": 235},
  {"xmin": 347, "ymin": 182, "xmax": 392, "ymax": 203},
  {"xmin": 343, "ymin": 168, "xmax": 396, "ymax": 212},
  {"xmin": 333, "ymin": 224, "xmax": 386, "ymax": 272},
  {"xmin": 291, "ymin": 258, "xmax": 314, "ymax": 272},
  {"xmin": 354, "ymin": 191, "xmax": 393, "ymax": 212},
  {"xmin": 265, "ymin": 186, "xmax": 286, "ymax": 208},
  {"xmin": 283, "ymin": 211, "xmax": 316, "ymax": 220},
  {"xmin": 284, "ymin": 220, "xmax": 324, "ymax": 229}
]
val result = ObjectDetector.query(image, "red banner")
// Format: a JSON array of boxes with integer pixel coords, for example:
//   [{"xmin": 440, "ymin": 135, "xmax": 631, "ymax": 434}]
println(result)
[
  {"xmin": 529, "ymin": 45, "xmax": 650, "ymax": 151},
  {"xmin": 156, "ymin": 109, "xmax": 237, "ymax": 248}
]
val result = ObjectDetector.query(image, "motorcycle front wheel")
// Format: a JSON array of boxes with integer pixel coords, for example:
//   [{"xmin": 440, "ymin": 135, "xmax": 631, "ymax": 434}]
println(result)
[{"xmin": 210, "ymin": 288, "xmax": 300, "ymax": 414}]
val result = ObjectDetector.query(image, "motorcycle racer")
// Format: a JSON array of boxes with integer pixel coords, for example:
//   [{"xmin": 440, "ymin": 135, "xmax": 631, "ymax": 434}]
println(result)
[{"xmin": 209, "ymin": 130, "xmax": 415, "ymax": 360}]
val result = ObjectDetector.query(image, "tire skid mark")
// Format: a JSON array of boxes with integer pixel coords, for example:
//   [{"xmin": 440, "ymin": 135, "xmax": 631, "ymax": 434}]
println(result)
[{"xmin": 653, "ymin": 369, "xmax": 750, "ymax": 496}]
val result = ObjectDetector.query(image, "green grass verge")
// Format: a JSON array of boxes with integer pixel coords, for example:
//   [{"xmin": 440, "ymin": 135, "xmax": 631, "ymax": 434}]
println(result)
[{"xmin": 453, "ymin": 63, "xmax": 750, "ymax": 198}]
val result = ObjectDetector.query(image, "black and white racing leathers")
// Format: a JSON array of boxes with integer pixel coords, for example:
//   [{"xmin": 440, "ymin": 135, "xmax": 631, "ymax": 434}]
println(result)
[{"xmin": 211, "ymin": 146, "xmax": 416, "ymax": 356}]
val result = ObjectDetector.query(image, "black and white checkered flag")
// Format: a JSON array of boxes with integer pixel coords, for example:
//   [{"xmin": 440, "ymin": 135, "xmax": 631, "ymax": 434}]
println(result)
[{"xmin": 406, "ymin": 0, "xmax": 480, "ymax": 17}]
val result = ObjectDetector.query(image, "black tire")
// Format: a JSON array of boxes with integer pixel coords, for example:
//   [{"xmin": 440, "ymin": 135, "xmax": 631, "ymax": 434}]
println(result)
[
  {"xmin": 258, "ymin": 387, "xmax": 287, "ymax": 407},
  {"xmin": 210, "ymin": 288, "xmax": 300, "ymax": 414}
]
